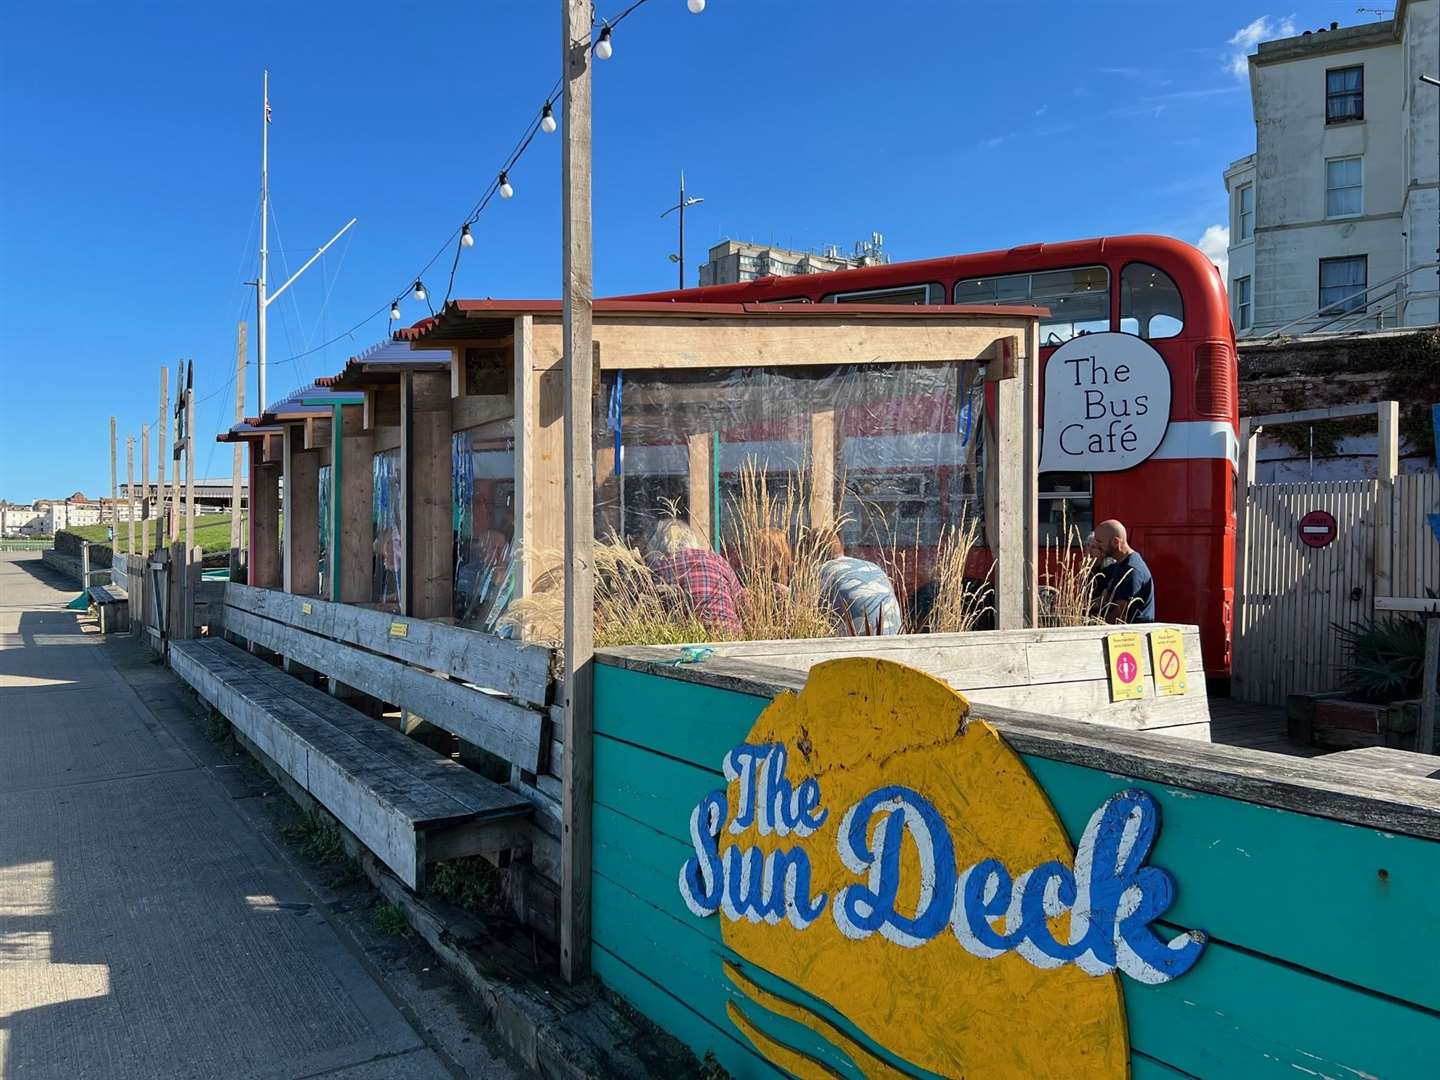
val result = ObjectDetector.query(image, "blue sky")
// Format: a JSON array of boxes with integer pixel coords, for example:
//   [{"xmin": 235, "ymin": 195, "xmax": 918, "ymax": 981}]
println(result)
[{"xmin": 0, "ymin": 1, "xmax": 1361, "ymax": 500}]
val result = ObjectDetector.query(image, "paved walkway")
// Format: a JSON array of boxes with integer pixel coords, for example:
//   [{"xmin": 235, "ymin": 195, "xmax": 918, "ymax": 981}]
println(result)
[{"xmin": 0, "ymin": 553, "xmax": 523, "ymax": 1080}]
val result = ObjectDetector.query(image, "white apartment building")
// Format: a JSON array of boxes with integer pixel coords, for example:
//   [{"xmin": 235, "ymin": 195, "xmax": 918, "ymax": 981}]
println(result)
[{"xmin": 1225, "ymin": 3, "xmax": 1439, "ymax": 336}]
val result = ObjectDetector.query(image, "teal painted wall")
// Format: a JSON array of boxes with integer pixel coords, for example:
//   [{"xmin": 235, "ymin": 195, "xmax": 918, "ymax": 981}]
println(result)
[{"xmin": 592, "ymin": 662, "xmax": 1440, "ymax": 1079}]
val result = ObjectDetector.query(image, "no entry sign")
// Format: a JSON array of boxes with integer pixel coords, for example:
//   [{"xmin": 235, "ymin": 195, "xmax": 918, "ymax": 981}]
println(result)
[{"xmin": 1299, "ymin": 509, "xmax": 1338, "ymax": 549}]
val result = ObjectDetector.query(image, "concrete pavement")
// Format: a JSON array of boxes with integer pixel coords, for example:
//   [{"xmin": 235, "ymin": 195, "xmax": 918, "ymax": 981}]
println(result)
[{"xmin": 0, "ymin": 552, "xmax": 528, "ymax": 1080}]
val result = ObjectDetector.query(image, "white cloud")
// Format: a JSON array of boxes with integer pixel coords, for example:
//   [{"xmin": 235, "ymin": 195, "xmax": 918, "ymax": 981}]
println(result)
[
  {"xmin": 1226, "ymin": 15, "xmax": 1296, "ymax": 78},
  {"xmin": 1197, "ymin": 224, "xmax": 1230, "ymax": 280}
]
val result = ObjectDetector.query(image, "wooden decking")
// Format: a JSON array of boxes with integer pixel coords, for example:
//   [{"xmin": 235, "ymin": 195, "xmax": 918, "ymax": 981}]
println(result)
[{"xmin": 1208, "ymin": 696, "xmax": 1325, "ymax": 757}]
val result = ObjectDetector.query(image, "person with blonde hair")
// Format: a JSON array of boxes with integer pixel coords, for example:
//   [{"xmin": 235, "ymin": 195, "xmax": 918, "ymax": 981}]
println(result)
[{"xmin": 645, "ymin": 517, "xmax": 744, "ymax": 636}]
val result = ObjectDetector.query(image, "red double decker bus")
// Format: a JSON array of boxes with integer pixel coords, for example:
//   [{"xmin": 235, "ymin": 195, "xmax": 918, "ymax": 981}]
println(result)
[{"xmin": 623, "ymin": 235, "xmax": 1238, "ymax": 678}]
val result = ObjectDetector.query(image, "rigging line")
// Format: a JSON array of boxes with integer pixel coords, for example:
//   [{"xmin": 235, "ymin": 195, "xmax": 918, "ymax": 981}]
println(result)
[
  {"xmin": 306, "ymin": 227, "xmax": 353, "ymax": 350},
  {"xmin": 267, "ymin": 198, "xmax": 310, "ymax": 387}
]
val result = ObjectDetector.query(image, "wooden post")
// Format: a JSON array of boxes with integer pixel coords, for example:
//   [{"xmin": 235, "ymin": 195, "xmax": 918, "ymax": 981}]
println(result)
[
  {"xmin": 109, "ymin": 416, "xmax": 118, "ymax": 549},
  {"xmin": 126, "ymin": 436, "xmax": 136, "ymax": 555},
  {"xmin": 1420, "ymin": 619, "xmax": 1439, "ymax": 755},
  {"xmin": 250, "ymin": 439, "xmax": 282, "ymax": 589},
  {"xmin": 231, "ymin": 323, "xmax": 248, "ymax": 577},
  {"xmin": 141, "ymin": 425, "xmax": 150, "ymax": 554},
  {"xmin": 809, "ymin": 411, "xmax": 835, "ymax": 531},
  {"xmin": 171, "ymin": 365, "xmax": 183, "ymax": 544},
  {"xmin": 514, "ymin": 315, "xmax": 536, "ymax": 595},
  {"xmin": 338, "ymin": 403, "xmax": 374, "ymax": 603},
  {"xmin": 157, "ymin": 366, "xmax": 168, "ymax": 556},
  {"xmin": 687, "ymin": 432, "xmax": 713, "ymax": 545},
  {"xmin": 1022, "ymin": 321, "xmax": 1040, "ymax": 627},
  {"xmin": 403, "ymin": 369, "xmax": 455, "ymax": 619},
  {"xmin": 1374, "ymin": 400, "xmax": 1399, "ymax": 605},
  {"xmin": 1233, "ymin": 419, "xmax": 1260, "ymax": 696},
  {"xmin": 990, "ymin": 336, "xmax": 1025, "ymax": 629},
  {"xmin": 282, "ymin": 425, "xmax": 320, "ymax": 596},
  {"xmin": 560, "ymin": 0, "xmax": 594, "ymax": 985}
]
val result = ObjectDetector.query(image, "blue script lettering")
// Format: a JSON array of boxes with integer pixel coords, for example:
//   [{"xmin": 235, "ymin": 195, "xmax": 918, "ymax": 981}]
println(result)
[
  {"xmin": 724, "ymin": 743, "xmax": 828, "ymax": 838},
  {"xmin": 834, "ymin": 786, "xmax": 957, "ymax": 948}
]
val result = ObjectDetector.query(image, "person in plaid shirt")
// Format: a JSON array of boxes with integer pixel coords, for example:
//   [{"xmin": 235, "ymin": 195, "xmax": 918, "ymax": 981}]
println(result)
[{"xmin": 645, "ymin": 519, "xmax": 744, "ymax": 636}]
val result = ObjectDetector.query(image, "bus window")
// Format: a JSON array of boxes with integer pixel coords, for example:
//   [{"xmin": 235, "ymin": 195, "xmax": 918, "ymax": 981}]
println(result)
[
  {"xmin": 954, "ymin": 266, "xmax": 1109, "ymax": 345},
  {"xmin": 823, "ymin": 283, "xmax": 944, "ymax": 304},
  {"xmin": 1119, "ymin": 262, "xmax": 1184, "ymax": 339},
  {"xmin": 1038, "ymin": 472, "xmax": 1092, "ymax": 545}
]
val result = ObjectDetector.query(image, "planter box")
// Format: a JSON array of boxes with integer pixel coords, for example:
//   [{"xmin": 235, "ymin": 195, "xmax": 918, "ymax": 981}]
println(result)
[{"xmin": 1286, "ymin": 691, "xmax": 1422, "ymax": 750}]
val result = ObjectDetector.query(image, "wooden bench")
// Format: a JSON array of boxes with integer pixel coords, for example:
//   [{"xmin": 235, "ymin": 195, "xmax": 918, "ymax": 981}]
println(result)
[
  {"xmin": 171, "ymin": 636, "xmax": 533, "ymax": 889},
  {"xmin": 88, "ymin": 583, "xmax": 130, "ymax": 634}
]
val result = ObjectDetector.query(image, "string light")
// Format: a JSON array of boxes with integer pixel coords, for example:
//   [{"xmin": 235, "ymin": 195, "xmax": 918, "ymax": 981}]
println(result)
[{"xmin": 356, "ymin": 0, "xmax": 698, "ymax": 336}]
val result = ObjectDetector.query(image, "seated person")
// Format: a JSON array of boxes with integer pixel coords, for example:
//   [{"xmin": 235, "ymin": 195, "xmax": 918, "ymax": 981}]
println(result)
[
  {"xmin": 645, "ymin": 518, "xmax": 744, "ymax": 637},
  {"xmin": 1094, "ymin": 519, "xmax": 1155, "ymax": 623},
  {"xmin": 818, "ymin": 536, "xmax": 902, "ymax": 636},
  {"xmin": 754, "ymin": 526, "xmax": 793, "ymax": 587}
]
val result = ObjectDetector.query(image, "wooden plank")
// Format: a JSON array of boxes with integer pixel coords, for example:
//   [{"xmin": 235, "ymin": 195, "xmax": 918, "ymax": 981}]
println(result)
[
  {"xmin": 109, "ymin": 416, "xmax": 118, "ymax": 550},
  {"xmin": 250, "ymin": 462, "xmax": 282, "ymax": 589},
  {"xmin": 560, "ymin": 0, "xmax": 595, "ymax": 985},
  {"xmin": 282, "ymin": 427, "xmax": 321, "ymax": 596},
  {"xmin": 223, "ymin": 582, "xmax": 554, "ymax": 705},
  {"xmin": 991, "ymin": 337, "xmax": 1025, "ymax": 629},
  {"xmin": 403, "ymin": 369, "xmax": 453, "ymax": 619},
  {"xmin": 231, "ymin": 323, "xmax": 247, "ymax": 572},
  {"xmin": 581, "ymin": 315, "xmax": 1037, "ymax": 371},
  {"xmin": 592, "ymin": 658, "xmax": 1440, "ymax": 840},
  {"xmin": 1376, "ymin": 596, "xmax": 1440, "ymax": 613},
  {"xmin": 222, "ymin": 604, "xmax": 544, "ymax": 771},
  {"xmin": 1246, "ymin": 402, "xmax": 1387, "ymax": 427},
  {"xmin": 807, "ymin": 410, "xmax": 834, "ymax": 530},
  {"xmin": 1330, "ymin": 746, "xmax": 1440, "ymax": 779},
  {"xmin": 157, "ymin": 366, "xmax": 168, "ymax": 556},
  {"xmin": 513, "ymin": 314, "xmax": 536, "ymax": 595},
  {"xmin": 337, "ymin": 403, "xmax": 374, "ymax": 603}
]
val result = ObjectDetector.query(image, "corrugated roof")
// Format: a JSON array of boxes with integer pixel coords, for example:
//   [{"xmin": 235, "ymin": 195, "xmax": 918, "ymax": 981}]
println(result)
[{"xmin": 317, "ymin": 337, "xmax": 453, "ymax": 388}]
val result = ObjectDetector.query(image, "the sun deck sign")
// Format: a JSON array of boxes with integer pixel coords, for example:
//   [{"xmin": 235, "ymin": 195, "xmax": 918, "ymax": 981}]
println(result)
[
  {"xmin": 675, "ymin": 658, "xmax": 1206, "ymax": 1078},
  {"xmin": 1040, "ymin": 332, "xmax": 1172, "ymax": 472}
]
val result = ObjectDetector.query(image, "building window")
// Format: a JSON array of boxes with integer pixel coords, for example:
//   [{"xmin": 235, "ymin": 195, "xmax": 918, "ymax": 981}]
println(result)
[
  {"xmin": 1326, "ymin": 66, "xmax": 1363, "ymax": 123},
  {"xmin": 1234, "ymin": 275, "xmax": 1252, "ymax": 330},
  {"xmin": 1038, "ymin": 472, "xmax": 1092, "ymax": 546},
  {"xmin": 1325, "ymin": 156, "xmax": 1363, "ymax": 218},
  {"xmin": 1319, "ymin": 256, "xmax": 1367, "ymax": 314},
  {"xmin": 954, "ymin": 265, "xmax": 1110, "ymax": 345},
  {"xmin": 1237, "ymin": 183, "xmax": 1254, "ymax": 241}
]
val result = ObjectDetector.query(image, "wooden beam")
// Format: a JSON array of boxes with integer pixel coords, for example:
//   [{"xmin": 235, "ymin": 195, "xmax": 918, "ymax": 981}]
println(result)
[
  {"xmin": 686, "ymin": 431, "xmax": 713, "ymax": 546},
  {"xmin": 126, "ymin": 435, "xmax": 136, "ymax": 556},
  {"xmin": 158, "ymin": 366, "xmax": 168, "ymax": 557},
  {"xmin": 1375, "ymin": 597, "xmax": 1440, "ymax": 613},
  {"xmin": 403, "ymin": 369, "xmax": 454, "ymax": 619},
  {"xmin": 808, "ymin": 411, "xmax": 835, "ymax": 532},
  {"xmin": 282, "ymin": 425, "xmax": 320, "ymax": 596},
  {"xmin": 250, "ymin": 453, "xmax": 282, "ymax": 591},
  {"xmin": 992, "ymin": 334, "xmax": 1025, "ymax": 629},
  {"xmin": 560, "ymin": 0, "xmax": 594, "ymax": 985},
  {"xmin": 514, "ymin": 315, "xmax": 536, "ymax": 595},
  {"xmin": 185, "ymin": 378, "xmax": 196, "ymax": 635},
  {"xmin": 337, "ymin": 404, "xmax": 374, "ymax": 603},
  {"xmin": 140, "ymin": 425, "xmax": 150, "ymax": 553},
  {"xmin": 109, "ymin": 416, "xmax": 117, "ymax": 548},
  {"xmin": 1376, "ymin": 399, "xmax": 1399, "ymax": 602},
  {"xmin": 1245, "ymin": 402, "xmax": 1389, "ymax": 427}
]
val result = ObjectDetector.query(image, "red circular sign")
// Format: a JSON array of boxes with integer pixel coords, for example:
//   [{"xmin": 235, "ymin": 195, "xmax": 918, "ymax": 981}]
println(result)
[
  {"xmin": 1298, "ymin": 509, "xmax": 1338, "ymax": 549},
  {"xmin": 1116, "ymin": 651, "xmax": 1138, "ymax": 684},
  {"xmin": 1158, "ymin": 648, "xmax": 1181, "ymax": 681}
]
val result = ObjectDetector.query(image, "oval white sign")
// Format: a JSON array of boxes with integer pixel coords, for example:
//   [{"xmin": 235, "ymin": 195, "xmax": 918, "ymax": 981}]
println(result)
[{"xmin": 1039, "ymin": 332, "xmax": 1172, "ymax": 473}]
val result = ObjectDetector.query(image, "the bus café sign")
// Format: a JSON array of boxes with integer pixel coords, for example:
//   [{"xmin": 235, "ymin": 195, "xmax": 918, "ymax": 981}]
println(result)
[
  {"xmin": 676, "ymin": 657, "xmax": 1206, "ymax": 1078},
  {"xmin": 1040, "ymin": 332, "xmax": 1173, "ymax": 472}
]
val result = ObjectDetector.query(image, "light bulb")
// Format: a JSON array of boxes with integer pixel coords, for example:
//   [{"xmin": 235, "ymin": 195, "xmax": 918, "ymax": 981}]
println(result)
[
  {"xmin": 688, "ymin": 0, "xmax": 705, "ymax": 11},
  {"xmin": 390, "ymin": 301, "xmax": 402, "ymax": 321},
  {"xmin": 541, "ymin": 102, "xmax": 556, "ymax": 133},
  {"xmin": 498, "ymin": 171, "xmax": 514, "ymax": 199},
  {"xmin": 413, "ymin": 280, "xmax": 427, "ymax": 301},
  {"xmin": 461, "ymin": 223, "xmax": 474, "ymax": 248},
  {"xmin": 595, "ymin": 27, "xmax": 613, "ymax": 59}
]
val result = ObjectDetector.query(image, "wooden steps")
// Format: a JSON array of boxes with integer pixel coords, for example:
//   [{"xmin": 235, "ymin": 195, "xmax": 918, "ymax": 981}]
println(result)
[{"xmin": 170, "ymin": 637, "xmax": 531, "ymax": 889}]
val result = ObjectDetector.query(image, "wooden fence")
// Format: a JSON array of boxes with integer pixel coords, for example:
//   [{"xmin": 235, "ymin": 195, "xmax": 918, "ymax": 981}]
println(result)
[{"xmin": 1235, "ymin": 472, "xmax": 1440, "ymax": 704}]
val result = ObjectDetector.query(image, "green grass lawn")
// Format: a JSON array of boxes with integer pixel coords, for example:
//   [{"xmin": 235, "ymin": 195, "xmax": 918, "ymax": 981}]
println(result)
[{"xmin": 65, "ymin": 515, "xmax": 242, "ymax": 555}]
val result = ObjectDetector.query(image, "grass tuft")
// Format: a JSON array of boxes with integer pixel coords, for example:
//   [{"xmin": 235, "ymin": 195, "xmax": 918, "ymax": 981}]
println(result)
[
  {"xmin": 373, "ymin": 901, "xmax": 413, "ymax": 938},
  {"xmin": 280, "ymin": 808, "xmax": 361, "ymax": 885},
  {"xmin": 429, "ymin": 857, "xmax": 506, "ymax": 915}
]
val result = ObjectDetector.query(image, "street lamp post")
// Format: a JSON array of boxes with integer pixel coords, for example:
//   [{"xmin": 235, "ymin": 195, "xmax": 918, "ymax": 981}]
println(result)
[{"xmin": 660, "ymin": 170, "xmax": 704, "ymax": 289}]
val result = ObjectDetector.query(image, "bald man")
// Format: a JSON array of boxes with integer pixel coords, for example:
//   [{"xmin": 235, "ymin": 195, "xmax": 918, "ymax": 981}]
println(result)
[{"xmin": 1094, "ymin": 519, "xmax": 1155, "ymax": 623}]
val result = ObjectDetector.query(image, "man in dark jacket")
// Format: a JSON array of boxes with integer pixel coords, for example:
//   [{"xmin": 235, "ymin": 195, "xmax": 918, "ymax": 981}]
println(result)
[{"xmin": 1094, "ymin": 519, "xmax": 1155, "ymax": 623}]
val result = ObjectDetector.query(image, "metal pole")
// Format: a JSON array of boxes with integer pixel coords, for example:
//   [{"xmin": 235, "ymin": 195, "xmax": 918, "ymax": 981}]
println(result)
[
  {"xmin": 678, "ymin": 171, "xmax": 685, "ymax": 289},
  {"xmin": 258, "ymin": 70, "xmax": 270, "ymax": 413}
]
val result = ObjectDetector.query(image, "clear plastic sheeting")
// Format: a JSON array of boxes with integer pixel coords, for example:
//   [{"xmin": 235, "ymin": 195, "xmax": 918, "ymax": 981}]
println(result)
[
  {"xmin": 452, "ymin": 430, "xmax": 517, "ymax": 630},
  {"xmin": 318, "ymin": 463, "xmax": 332, "ymax": 597},
  {"xmin": 592, "ymin": 360, "xmax": 990, "ymax": 627},
  {"xmin": 372, "ymin": 449, "xmax": 401, "ymax": 611}
]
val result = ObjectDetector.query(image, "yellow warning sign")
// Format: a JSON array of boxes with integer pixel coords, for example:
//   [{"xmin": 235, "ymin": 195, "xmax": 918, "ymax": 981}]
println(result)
[
  {"xmin": 389, "ymin": 621, "xmax": 409, "ymax": 638},
  {"xmin": 1106, "ymin": 632, "xmax": 1145, "ymax": 701},
  {"xmin": 1149, "ymin": 628, "xmax": 1189, "ymax": 696},
  {"xmin": 301, "ymin": 601, "xmax": 313, "ymax": 615}
]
